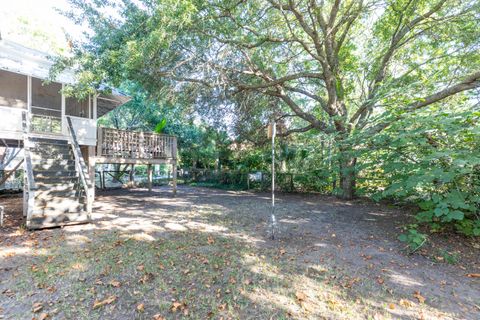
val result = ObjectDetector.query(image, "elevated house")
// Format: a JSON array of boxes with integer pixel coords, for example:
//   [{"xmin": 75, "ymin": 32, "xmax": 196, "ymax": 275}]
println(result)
[{"xmin": 0, "ymin": 38, "xmax": 177, "ymax": 229}]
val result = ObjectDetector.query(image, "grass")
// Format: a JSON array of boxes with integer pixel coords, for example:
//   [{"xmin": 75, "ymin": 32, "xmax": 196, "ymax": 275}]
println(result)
[
  {"xmin": 2, "ymin": 188, "xmax": 465, "ymax": 319},
  {"xmin": 7, "ymin": 229, "xmax": 392, "ymax": 319}
]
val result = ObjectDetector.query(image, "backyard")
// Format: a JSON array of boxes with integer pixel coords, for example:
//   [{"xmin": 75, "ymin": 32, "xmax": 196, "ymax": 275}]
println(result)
[{"xmin": 1, "ymin": 186, "xmax": 478, "ymax": 319}]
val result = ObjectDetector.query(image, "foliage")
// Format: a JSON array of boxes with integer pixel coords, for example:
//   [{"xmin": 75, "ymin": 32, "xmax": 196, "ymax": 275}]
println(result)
[
  {"xmin": 61, "ymin": 0, "xmax": 480, "ymax": 200},
  {"xmin": 398, "ymin": 226, "xmax": 428, "ymax": 253},
  {"xmin": 364, "ymin": 107, "xmax": 480, "ymax": 236},
  {"xmin": 57, "ymin": 0, "xmax": 480, "ymax": 238},
  {"xmin": 154, "ymin": 118, "xmax": 167, "ymax": 134}
]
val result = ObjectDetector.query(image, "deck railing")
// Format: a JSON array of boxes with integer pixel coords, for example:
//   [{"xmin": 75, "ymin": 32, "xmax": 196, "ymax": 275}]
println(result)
[
  {"xmin": 66, "ymin": 116, "xmax": 94, "ymax": 216},
  {"xmin": 97, "ymin": 127, "xmax": 177, "ymax": 160},
  {"xmin": 31, "ymin": 114, "xmax": 62, "ymax": 134}
]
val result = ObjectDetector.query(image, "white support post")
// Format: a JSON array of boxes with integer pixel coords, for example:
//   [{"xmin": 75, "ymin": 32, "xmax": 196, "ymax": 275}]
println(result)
[
  {"xmin": 129, "ymin": 164, "xmax": 135, "ymax": 187},
  {"xmin": 23, "ymin": 176, "xmax": 27, "ymax": 217},
  {"xmin": 93, "ymin": 94, "xmax": 98, "ymax": 121},
  {"xmin": 172, "ymin": 160, "xmax": 177, "ymax": 195},
  {"xmin": 27, "ymin": 76, "xmax": 32, "ymax": 129},
  {"xmin": 147, "ymin": 164, "xmax": 153, "ymax": 192},
  {"xmin": 88, "ymin": 94, "xmax": 92, "ymax": 119},
  {"xmin": 61, "ymin": 84, "xmax": 66, "ymax": 135},
  {"xmin": 24, "ymin": 77, "xmax": 32, "ymax": 218},
  {"xmin": 88, "ymin": 146, "xmax": 96, "ymax": 212}
]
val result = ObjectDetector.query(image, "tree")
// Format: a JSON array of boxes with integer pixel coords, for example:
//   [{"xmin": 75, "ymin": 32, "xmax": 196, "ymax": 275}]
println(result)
[{"xmin": 63, "ymin": 0, "xmax": 480, "ymax": 199}]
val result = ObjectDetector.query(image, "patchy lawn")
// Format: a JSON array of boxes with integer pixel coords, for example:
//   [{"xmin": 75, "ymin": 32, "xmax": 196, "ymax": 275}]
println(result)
[{"xmin": 0, "ymin": 186, "xmax": 479, "ymax": 319}]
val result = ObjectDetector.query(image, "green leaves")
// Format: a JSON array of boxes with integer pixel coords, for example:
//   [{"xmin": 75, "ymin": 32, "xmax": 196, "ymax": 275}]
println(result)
[
  {"xmin": 398, "ymin": 227, "xmax": 427, "ymax": 253},
  {"xmin": 154, "ymin": 118, "xmax": 167, "ymax": 134}
]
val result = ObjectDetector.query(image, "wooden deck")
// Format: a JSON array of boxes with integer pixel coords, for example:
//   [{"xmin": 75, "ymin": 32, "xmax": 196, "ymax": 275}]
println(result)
[
  {"xmin": 92, "ymin": 127, "xmax": 178, "ymax": 193},
  {"xmin": 95, "ymin": 127, "xmax": 177, "ymax": 164}
]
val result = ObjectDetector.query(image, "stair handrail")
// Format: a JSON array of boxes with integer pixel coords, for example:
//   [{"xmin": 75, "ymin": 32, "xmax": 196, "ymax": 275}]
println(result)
[
  {"xmin": 21, "ymin": 111, "xmax": 36, "ymax": 221},
  {"xmin": 66, "ymin": 116, "xmax": 93, "ymax": 216}
]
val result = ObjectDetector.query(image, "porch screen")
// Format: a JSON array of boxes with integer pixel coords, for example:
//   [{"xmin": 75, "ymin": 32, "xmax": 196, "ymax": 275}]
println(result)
[
  {"xmin": 66, "ymin": 96, "xmax": 90, "ymax": 118},
  {"xmin": 0, "ymin": 70, "xmax": 27, "ymax": 108},
  {"xmin": 32, "ymin": 78, "xmax": 62, "ymax": 116}
]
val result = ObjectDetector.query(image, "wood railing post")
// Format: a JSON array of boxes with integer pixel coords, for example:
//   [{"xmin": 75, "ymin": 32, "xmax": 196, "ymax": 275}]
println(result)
[
  {"xmin": 139, "ymin": 131, "xmax": 145, "ymax": 158},
  {"xmin": 173, "ymin": 137, "xmax": 177, "ymax": 159},
  {"xmin": 97, "ymin": 127, "xmax": 103, "ymax": 157}
]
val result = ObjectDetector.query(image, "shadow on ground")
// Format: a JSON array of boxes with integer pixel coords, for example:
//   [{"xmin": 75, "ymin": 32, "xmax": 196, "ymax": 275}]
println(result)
[{"xmin": 0, "ymin": 186, "xmax": 479, "ymax": 319}]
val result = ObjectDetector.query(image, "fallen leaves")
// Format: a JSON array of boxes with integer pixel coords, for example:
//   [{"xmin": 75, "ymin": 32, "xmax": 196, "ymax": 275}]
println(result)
[
  {"xmin": 93, "ymin": 296, "xmax": 117, "ymax": 309},
  {"xmin": 152, "ymin": 315, "xmax": 165, "ymax": 320},
  {"xmin": 295, "ymin": 291, "xmax": 307, "ymax": 302},
  {"xmin": 32, "ymin": 302, "xmax": 43, "ymax": 313},
  {"xmin": 413, "ymin": 291, "xmax": 426, "ymax": 304},
  {"xmin": 139, "ymin": 273, "xmax": 154, "ymax": 284},
  {"xmin": 38, "ymin": 313, "xmax": 49, "ymax": 320},
  {"xmin": 170, "ymin": 301, "xmax": 188, "ymax": 315},
  {"xmin": 207, "ymin": 236, "xmax": 215, "ymax": 244},
  {"xmin": 466, "ymin": 273, "xmax": 480, "ymax": 278},
  {"xmin": 399, "ymin": 299, "xmax": 414, "ymax": 308},
  {"xmin": 136, "ymin": 303, "xmax": 145, "ymax": 313},
  {"xmin": 109, "ymin": 280, "xmax": 121, "ymax": 288}
]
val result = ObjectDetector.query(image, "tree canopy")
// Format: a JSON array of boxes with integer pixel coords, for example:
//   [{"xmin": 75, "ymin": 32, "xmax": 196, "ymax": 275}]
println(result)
[{"xmin": 60, "ymin": 0, "xmax": 480, "ymax": 238}]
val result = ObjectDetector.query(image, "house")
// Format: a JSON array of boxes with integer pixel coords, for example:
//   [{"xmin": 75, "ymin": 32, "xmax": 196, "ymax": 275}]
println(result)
[{"xmin": 0, "ymin": 38, "xmax": 177, "ymax": 229}]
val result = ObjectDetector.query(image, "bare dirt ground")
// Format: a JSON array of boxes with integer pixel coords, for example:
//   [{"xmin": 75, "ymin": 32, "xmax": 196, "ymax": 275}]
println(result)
[{"xmin": 0, "ymin": 186, "xmax": 479, "ymax": 319}]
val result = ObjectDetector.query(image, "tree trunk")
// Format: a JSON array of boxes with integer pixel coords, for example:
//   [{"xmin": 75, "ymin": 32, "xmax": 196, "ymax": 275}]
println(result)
[{"xmin": 339, "ymin": 156, "xmax": 357, "ymax": 200}]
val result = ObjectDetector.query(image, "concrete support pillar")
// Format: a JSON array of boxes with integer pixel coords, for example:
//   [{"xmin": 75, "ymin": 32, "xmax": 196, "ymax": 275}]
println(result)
[{"xmin": 147, "ymin": 164, "xmax": 153, "ymax": 192}]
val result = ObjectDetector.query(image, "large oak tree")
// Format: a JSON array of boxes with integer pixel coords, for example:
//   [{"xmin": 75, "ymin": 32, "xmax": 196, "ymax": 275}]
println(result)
[{"xmin": 65, "ymin": 0, "xmax": 480, "ymax": 198}]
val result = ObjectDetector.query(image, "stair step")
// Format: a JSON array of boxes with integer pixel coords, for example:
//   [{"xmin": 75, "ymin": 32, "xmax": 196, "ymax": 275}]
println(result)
[
  {"xmin": 33, "ymin": 198, "xmax": 85, "ymax": 212},
  {"xmin": 29, "ymin": 137, "xmax": 69, "ymax": 145},
  {"xmin": 31, "ymin": 153, "xmax": 72, "ymax": 161},
  {"xmin": 36, "ymin": 182, "xmax": 77, "ymax": 191},
  {"xmin": 27, "ymin": 211, "xmax": 90, "ymax": 230},
  {"xmin": 35, "ymin": 189, "xmax": 80, "ymax": 199},
  {"xmin": 35, "ymin": 177, "xmax": 79, "ymax": 185},
  {"xmin": 30, "ymin": 146, "xmax": 71, "ymax": 155},
  {"xmin": 33, "ymin": 164, "xmax": 76, "ymax": 172},
  {"xmin": 31, "ymin": 159, "xmax": 75, "ymax": 166},
  {"xmin": 34, "ymin": 170, "xmax": 77, "ymax": 179}
]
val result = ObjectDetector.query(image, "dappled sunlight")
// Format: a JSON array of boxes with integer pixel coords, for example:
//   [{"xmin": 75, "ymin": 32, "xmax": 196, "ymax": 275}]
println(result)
[
  {"xmin": 127, "ymin": 232, "xmax": 156, "ymax": 242},
  {"xmin": 245, "ymin": 289, "xmax": 300, "ymax": 317},
  {"xmin": 164, "ymin": 222, "xmax": 188, "ymax": 231},
  {"xmin": 388, "ymin": 272, "xmax": 425, "ymax": 287},
  {"xmin": 368, "ymin": 211, "xmax": 387, "ymax": 217},
  {"xmin": 0, "ymin": 186, "xmax": 475, "ymax": 319},
  {"xmin": 242, "ymin": 254, "xmax": 285, "ymax": 281},
  {"xmin": 184, "ymin": 221, "xmax": 228, "ymax": 233},
  {"xmin": 64, "ymin": 234, "xmax": 91, "ymax": 246},
  {"xmin": 0, "ymin": 245, "xmax": 35, "ymax": 258}
]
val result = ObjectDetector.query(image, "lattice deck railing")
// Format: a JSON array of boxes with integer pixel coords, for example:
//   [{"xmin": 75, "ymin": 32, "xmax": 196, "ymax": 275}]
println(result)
[{"xmin": 97, "ymin": 127, "xmax": 177, "ymax": 160}]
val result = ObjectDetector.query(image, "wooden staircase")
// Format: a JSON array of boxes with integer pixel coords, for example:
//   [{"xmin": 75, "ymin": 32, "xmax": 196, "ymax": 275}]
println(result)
[
  {"xmin": 22, "ymin": 113, "xmax": 93, "ymax": 229},
  {"xmin": 26, "ymin": 137, "xmax": 89, "ymax": 229}
]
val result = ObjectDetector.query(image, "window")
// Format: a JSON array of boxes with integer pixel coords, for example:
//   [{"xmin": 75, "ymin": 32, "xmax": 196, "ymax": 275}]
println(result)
[{"xmin": 0, "ymin": 70, "xmax": 27, "ymax": 108}]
